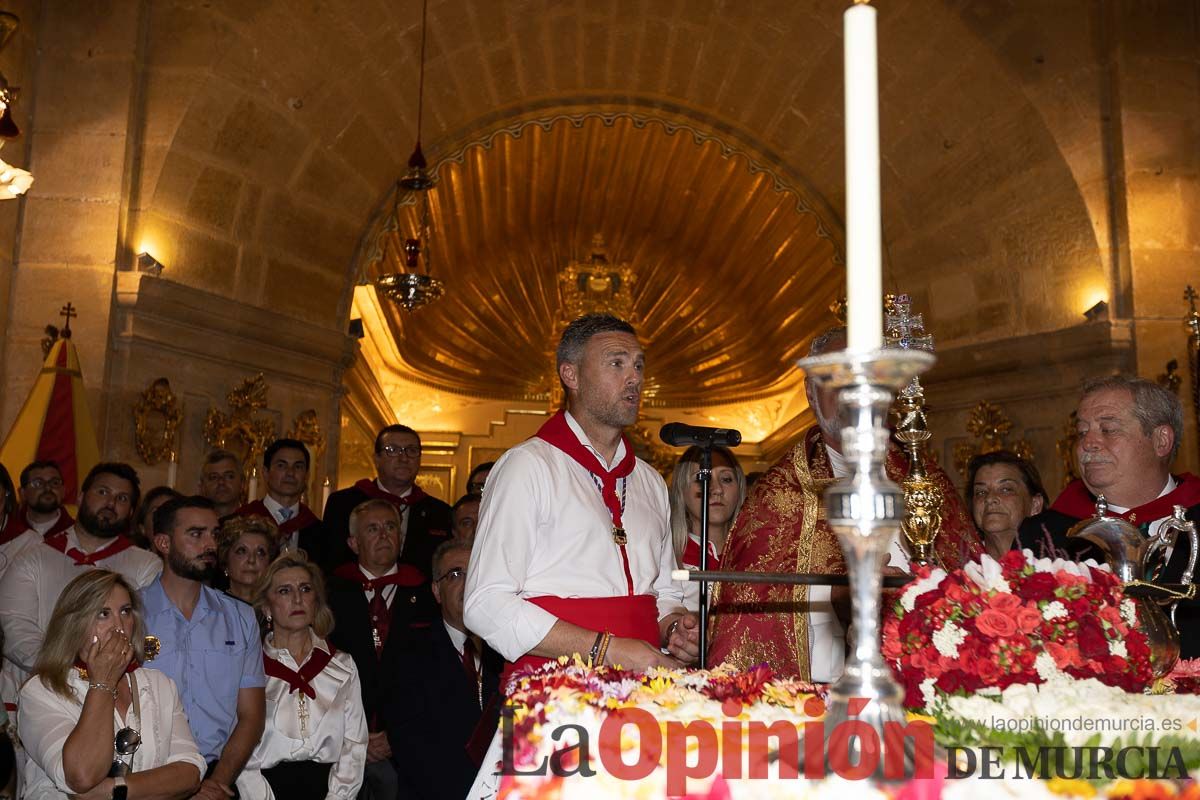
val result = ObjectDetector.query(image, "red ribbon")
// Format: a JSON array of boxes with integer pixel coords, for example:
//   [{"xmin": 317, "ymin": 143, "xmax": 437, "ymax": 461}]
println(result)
[
  {"xmin": 352, "ymin": 478, "xmax": 429, "ymax": 507},
  {"xmin": 534, "ymin": 410, "xmax": 638, "ymax": 594},
  {"xmin": 262, "ymin": 646, "xmax": 335, "ymax": 699},
  {"xmin": 332, "ymin": 562, "xmax": 426, "ymax": 592},
  {"xmin": 1050, "ymin": 473, "xmax": 1200, "ymax": 524},
  {"xmin": 44, "ymin": 530, "xmax": 135, "ymax": 566},
  {"xmin": 231, "ymin": 501, "xmax": 321, "ymax": 541}
]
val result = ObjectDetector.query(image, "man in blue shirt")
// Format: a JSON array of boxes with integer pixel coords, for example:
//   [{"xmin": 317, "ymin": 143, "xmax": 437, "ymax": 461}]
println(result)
[{"xmin": 143, "ymin": 495, "xmax": 265, "ymax": 799}]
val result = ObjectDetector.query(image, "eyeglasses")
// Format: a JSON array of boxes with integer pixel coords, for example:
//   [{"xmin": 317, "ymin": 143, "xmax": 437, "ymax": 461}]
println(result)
[
  {"xmin": 436, "ymin": 567, "xmax": 465, "ymax": 583},
  {"xmin": 25, "ymin": 477, "xmax": 63, "ymax": 490},
  {"xmin": 379, "ymin": 444, "xmax": 421, "ymax": 459}
]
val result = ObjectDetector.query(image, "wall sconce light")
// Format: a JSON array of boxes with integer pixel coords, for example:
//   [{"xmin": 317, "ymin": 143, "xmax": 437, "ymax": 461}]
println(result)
[
  {"xmin": 1083, "ymin": 300, "xmax": 1109, "ymax": 322},
  {"xmin": 136, "ymin": 252, "xmax": 165, "ymax": 275}
]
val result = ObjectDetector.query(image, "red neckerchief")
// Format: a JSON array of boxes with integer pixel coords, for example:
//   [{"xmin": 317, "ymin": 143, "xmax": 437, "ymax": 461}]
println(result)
[
  {"xmin": 232, "ymin": 501, "xmax": 321, "ymax": 539},
  {"xmin": 262, "ymin": 645, "xmax": 336, "ymax": 699},
  {"xmin": 1050, "ymin": 473, "xmax": 1200, "ymax": 525},
  {"xmin": 353, "ymin": 478, "xmax": 429, "ymax": 507},
  {"xmin": 0, "ymin": 507, "xmax": 75, "ymax": 545},
  {"xmin": 535, "ymin": 409, "xmax": 638, "ymax": 594},
  {"xmin": 333, "ymin": 562, "xmax": 426, "ymax": 592},
  {"xmin": 73, "ymin": 658, "xmax": 140, "ymax": 679},
  {"xmin": 44, "ymin": 529, "xmax": 135, "ymax": 566}
]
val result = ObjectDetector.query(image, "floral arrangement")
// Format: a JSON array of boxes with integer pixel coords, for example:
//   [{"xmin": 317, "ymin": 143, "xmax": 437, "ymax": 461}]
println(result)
[
  {"xmin": 1166, "ymin": 660, "xmax": 1200, "ymax": 695},
  {"xmin": 882, "ymin": 550, "xmax": 1154, "ymax": 708}
]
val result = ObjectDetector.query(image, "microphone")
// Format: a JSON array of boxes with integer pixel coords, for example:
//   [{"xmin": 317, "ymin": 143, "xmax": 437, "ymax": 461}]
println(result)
[{"xmin": 659, "ymin": 422, "xmax": 742, "ymax": 449}]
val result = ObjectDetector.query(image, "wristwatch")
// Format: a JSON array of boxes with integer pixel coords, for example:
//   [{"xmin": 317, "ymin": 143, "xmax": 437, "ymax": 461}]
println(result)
[{"xmin": 112, "ymin": 775, "xmax": 128, "ymax": 800}]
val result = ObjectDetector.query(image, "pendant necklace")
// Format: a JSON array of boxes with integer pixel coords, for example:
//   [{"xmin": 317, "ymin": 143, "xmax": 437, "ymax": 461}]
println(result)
[{"xmin": 590, "ymin": 473, "xmax": 628, "ymax": 545}]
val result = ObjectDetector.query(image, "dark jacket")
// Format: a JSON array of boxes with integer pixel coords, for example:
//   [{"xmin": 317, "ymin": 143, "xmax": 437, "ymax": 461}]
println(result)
[
  {"xmin": 382, "ymin": 621, "xmax": 502, "ymax": 800},
  {"xmin": 322, "ymin": 481, "xmax": 452, "ymax": 575}
]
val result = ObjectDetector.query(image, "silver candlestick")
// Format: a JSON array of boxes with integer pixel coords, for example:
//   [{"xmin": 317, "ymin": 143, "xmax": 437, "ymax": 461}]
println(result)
[{"xmin": 798, "ymin": 346, "xmax": 934, "ymax": 780}]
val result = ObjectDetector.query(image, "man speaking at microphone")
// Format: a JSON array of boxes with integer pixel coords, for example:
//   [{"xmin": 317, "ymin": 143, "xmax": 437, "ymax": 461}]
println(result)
[{"xmin": 464, "ymin": 313, "xmax": 698, "ymax": 688}]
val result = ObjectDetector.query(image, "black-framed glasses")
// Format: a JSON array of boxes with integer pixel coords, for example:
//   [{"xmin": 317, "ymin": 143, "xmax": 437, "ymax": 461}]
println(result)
[
  {"xmin": 379, "ymin": 444, "xmax": 421, "ymax": 458},
  {"xmin": 436, "ymin": 567, "xmax": 465, "ymax": 583},
  {"xmin": 25, "ymin": 477, "xmax": 63, "ymax": 490}
]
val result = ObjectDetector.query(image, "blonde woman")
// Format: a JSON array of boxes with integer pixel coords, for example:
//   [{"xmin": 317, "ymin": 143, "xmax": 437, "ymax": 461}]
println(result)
[
  {"xmin": 18, "ymin": 569, "xmax": 204, "ymax": 799},
  {"xmin": 239, "ymin": 552, "xmax": 367, "ymax": 800},
  {"xmin": 217, "ymin": 515, "xmax": 280, "ymax": 604},
  {"xmin": 668, "ymin": 446, "xmax": 747, "ymax": 612}
]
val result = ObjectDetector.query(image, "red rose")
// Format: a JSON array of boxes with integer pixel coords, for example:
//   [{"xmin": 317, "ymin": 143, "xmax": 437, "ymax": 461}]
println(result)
[
  {"xmin": 976, "ymin": 609, "xmax": 1018, "ymax": 639},
  {"xmin": 988, "ymin": 592, "xmax": 1022, "ymax": 613},
  {"xmin": 1077, "ymin": 617, "xmax": 1109, "ymax": 660},
  {"xmin": 936, "ymin": 670, "xmax": 968, "ymax": 693},
  {"xmin": 1016, "ymin": 572, "xmax": 1058, "ymax": 602},
  {"xmin": 1015, "ymin": 607, "xmax": 1043, "ymax": 633},
  {"xmin": 945, "ymin": 582, "xmax": 970, "ymax": 604},
  {"xmin": 976, "ymin": 659, "xmax": 1001, "ymax": 684},
  {"xmin": 1046, "ymin": 641, "xmax": 1082, "ymax": 669},
  {"xmin": 1000, "ymin": 550, "xmax": 1026, "ymax": 572},
  {"xmin": 1098, "ymin": 605, "xmax": 1122, "ymax": 626},
  {"xmin": 1070, "ymin": 598, "xmax": 1093, "ymax": 618}
]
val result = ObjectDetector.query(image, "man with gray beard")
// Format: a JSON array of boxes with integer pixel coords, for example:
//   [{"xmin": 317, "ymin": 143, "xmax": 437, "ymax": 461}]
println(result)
[
  {"xmin": 141, "ymin": 495, "xmax": 265, "ymax": 799},
  {"xmin": 0, "ymin": 462, "xmax": 160, "ymax": 721}
]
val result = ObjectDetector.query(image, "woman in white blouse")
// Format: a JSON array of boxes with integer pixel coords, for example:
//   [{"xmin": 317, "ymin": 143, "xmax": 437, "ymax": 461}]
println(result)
[
  {"xmin": 239, "ymin": 552, "xmax": 367, "ymax": 800},
  {"xmin": 18, "ymin": 569, "xmax": 204, "ymax": 800}
]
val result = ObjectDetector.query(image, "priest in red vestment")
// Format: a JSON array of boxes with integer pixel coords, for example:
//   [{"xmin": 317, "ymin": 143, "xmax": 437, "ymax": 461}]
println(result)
[
  {"xmin": 1019, "ymin": 376, "xmax": 1200, "ymax": 657},
  {"xmin": 707, "ymin": 328, "xmax": 984, "ymax": 682}
]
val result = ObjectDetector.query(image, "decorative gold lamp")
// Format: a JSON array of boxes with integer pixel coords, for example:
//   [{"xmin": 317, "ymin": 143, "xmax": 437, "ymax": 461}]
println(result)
[{"xmin": 373, "ymin": 0, "xmax": 444, "ymax": 311}]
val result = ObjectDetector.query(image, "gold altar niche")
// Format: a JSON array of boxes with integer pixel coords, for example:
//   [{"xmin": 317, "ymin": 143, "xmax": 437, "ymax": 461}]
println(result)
[
  {"xmin": 132, "ymin": 378, "xmax": 181, "ymax": 466},
  {"xmin": 952, "ymin": 401, "xmax": 1036, "ymax": 483},
  {"xmin": 203, "ymin": 374, "xmax": 276, "ymax": 491}
]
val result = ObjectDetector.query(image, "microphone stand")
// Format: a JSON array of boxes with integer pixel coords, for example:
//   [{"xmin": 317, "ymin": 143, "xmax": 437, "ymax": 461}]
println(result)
[{"xmin": 696, "ymin": 445, "xmax": 712, "ymax": 668}]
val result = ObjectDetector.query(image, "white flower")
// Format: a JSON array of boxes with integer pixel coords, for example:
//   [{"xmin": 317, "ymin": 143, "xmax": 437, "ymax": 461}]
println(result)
[
  {"xmin": 900, "ymin": 568, "xmax": 947, "ymax": 612},
  {"xmin": 963, "ymin": 554, "xmax": 1011, "ymax": 594},
  {"xmin": 1042, "ymin": 600, "xmax": 1067, "ymax": 620},
  {"xmin": 920, "ymin": 677, "xmax": 938, "ymax": 707},
  {"xmin": 1121, "ymin": 598, "xmax": 1137, "ymax": 626},
  {"xmin": 932, "ymin": 622, "xmax": 968, "ymax": 658},
  {"xmin": 1034, "ymin": 651, "xmax": 1063, "ymax": 681},
  {"xmin": 1110, "ymin": 639, "xmax": 1127, "ymax": 658}
]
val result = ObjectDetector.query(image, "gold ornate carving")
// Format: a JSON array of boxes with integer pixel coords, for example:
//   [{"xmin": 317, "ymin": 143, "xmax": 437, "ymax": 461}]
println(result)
[
  {"xmin": 953, "ymin": 400, "xmax": 1035, "ymax": 481},
  {"xmin": 132, "ymin": 378, "xmax": 182, "ymax": 466},
  {"xmin": 204, "ymin": 374, "xmax": 275, "ymax": 476},
  {"xmin": 894, "ymin": 385, "xmax": 942, "ymax": 567},
  {"xmin": 558, "ymin": 235, "xmax": 637, "ymax": 324}
]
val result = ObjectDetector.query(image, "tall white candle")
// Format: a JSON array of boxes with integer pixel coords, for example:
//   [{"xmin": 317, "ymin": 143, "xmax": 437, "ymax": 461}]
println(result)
[
  {"xmin": 247, "ymin": 468, "xmax": 258, "ymax": 503},
  {"xmin": 844, "ymin": 0, "xmax": 883, "ymax": 351},
  {"xmin": 321, "ymin": 477, "xmax": 332, "ymax": 516},
  {"xmin": 166, "ymin": 451, "xmax": 178, "ymax": 489}
]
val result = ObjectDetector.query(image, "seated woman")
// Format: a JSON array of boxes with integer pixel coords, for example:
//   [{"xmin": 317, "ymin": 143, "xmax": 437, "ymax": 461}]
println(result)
[
  {"xmin": 218, "ymin": 515, "xmax": 280, "ymax": 604},
  {"xmin": 967, "ymin": 450, "xmax": 1048, "ymax": 559},
  {"xmin": 18, "ymin": 569, "xmax": 204, "ymax": 800},
  {"xmin": 240, "ymin": 552, "xmax": 367, "ymax": 800},
  {"xmin": 669, "ymin": 445, "xmax": 747, "ymax": 612}
]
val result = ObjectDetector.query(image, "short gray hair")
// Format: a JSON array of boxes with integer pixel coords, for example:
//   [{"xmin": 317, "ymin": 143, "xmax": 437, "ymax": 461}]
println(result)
[
  {"xmin": 555, "ymin": 314, "xmax": 637, "ymax": 371},
  {"xmin": 1081, "ymin": 375, "xmax": 1183, "ymax": 462},
  {"xmin": 431, "ymin": 538, "xmax": 472, "ymax": 581}
]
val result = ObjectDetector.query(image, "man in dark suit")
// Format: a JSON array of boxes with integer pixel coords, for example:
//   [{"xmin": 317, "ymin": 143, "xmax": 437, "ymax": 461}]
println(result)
[
  {"xmin": 384, "ymin": 539, "xmax": 501, "ymax": 800},
  {"xmin": 328, "ymin": 499, "xmax": 436, "ymax": 800},
  {"xmin": 231, "ymin": 438, "xmax": 327, "ymax": 565},
  {"xmin": 323, "ymin": 424, "xmax": 452, "ymax": 573}
]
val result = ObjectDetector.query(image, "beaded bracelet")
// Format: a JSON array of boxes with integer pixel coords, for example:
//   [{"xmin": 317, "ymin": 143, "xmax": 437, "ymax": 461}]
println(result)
[
  {"xmin": 596, "ymin": 631, "xmax": 612, "ymax": 666},
  {"xmin": 87, "ymin": 681, "xmax": 117, "ymax": 699}
]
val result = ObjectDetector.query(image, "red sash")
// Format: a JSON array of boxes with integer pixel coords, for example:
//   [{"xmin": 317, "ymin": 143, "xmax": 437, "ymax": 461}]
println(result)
[
  {"xmin": 1050, "ymin": 473, "xmax": 1200, "ymax": 525},
  {"xmin": 332, "ymin": 562, "xmax": 426, "ymax": 591},
  {"xmin": 502, "ymin": 594, "xmax": 660, "ymax": 685},
  {"xmin": 44, "ymin": 530, "xmax": 135, "ymax": 566},
  {"xmin": 232, "ymin": 500, "xmax": 321, "ymax": 541},
  {"xmin": 682, "ymin": 536, "xmax": 721, "ymax": 571},
  {"xmin": 535, "ymin": 410, "xmax": 638, "ymax": 594},
  {"xmin": 353, "ymin": 478, "xmax": 429, "ymax": 508},
  {"xmin": 263, "ymin": 646, "xmax": 335, "ymax": 699},
  {"xmin": 0, "ymin": 507, "xmax": 74, "ymax": 545}
]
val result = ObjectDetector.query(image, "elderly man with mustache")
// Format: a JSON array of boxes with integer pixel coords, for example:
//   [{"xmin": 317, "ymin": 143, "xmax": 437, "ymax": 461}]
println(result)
[{"xmin": 1020, "ymin": 375, "xmax": 1200, "ymax": 657}]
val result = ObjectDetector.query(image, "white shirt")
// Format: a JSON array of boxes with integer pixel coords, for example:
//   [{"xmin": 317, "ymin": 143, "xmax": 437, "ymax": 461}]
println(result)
[
  {"xmin": 262, "ymin": 495, "xmax": 303, "ymax": 550},
  {"xmin": 0, "ymin": 527, "xmax": 162, "ymax": 711},
  {"xmin": 464, "ymin": 412, "xmax": 684, "ymax": 662},
  {"xmin": 0, "ymin": 528, "xmax": 42, "ymax": 579},
  {"xmin": 239, "ymin": 632, "xmax": 368, "ymax": 800},
  {"xmin": 18, "ymin": 667, "xmax": 205, "ymax": 799},
  {"xmin": 28, "ymin": 511, "xmax": 63, "ymax": 536},
  {"xmin": 1106, "ymin": 475, "xmax": 1179, "ymax": 563},
  {"xmin": 358, "ymin": 563, "xmax": 399, "ymax": 609},
  {"xmin": 807, "ymin": 445, "xmax": 912, "ymax": 683}
]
